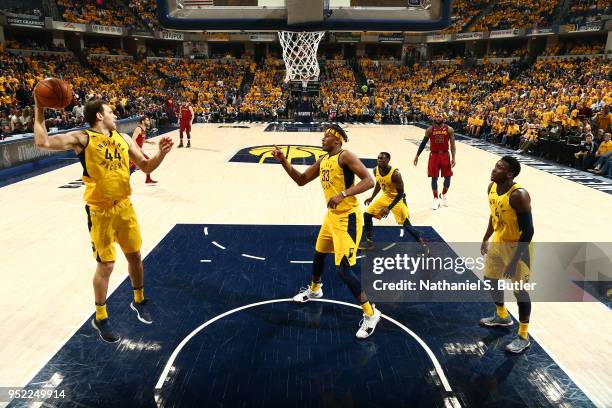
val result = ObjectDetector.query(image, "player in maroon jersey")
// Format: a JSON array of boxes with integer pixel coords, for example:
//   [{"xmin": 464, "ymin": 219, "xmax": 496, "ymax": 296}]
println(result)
[
  {"xmin": 131, "ymin": 115, "xmax": 157, "ymax": 184},
  {"xmin": 178, "ymin": 99, "xmax": 194, "ymax": 148},
  {"xmin": 413, "ymin": 112, "xmax": 456, "ymax": 210}
]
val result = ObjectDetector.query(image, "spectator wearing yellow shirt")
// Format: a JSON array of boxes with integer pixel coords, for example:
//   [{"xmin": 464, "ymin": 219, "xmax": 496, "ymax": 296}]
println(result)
[
  {"xmin": 502, "ymin": 119, "xmax": 520, "ymax": 147},
  {"xmin": 591, "ymin": 132, "xmax": 612, "ymax": 170},
  {"xmin": 595, "ymin": 105, "xmax": 611, "ymax": 132}
]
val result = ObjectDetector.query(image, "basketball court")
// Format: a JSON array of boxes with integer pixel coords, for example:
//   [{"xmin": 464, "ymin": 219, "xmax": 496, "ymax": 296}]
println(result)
[
  {"xmin": 1, "ymin": 0, "xmax": 611, "ymax": 407},
  {"xmin": 1, "ymin": 123, "xmax": 611, "ymax": 407}
]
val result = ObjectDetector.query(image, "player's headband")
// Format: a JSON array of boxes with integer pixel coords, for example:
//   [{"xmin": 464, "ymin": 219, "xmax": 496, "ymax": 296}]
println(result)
[{"xmin": 325, "ymin": 127, "xmax": 347, "ymax": 142}]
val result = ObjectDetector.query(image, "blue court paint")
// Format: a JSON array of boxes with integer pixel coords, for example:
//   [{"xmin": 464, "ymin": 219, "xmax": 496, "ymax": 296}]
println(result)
[{"xmin": 16, "ymin": 225, "xmax": 594, "ymax": 408}]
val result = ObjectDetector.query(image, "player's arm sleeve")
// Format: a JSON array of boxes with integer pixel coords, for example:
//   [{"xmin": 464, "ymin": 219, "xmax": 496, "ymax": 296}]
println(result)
[
  {"xmin": 387, "ymin": 170, "xmax": 404, "ymax": 210},
  {"xmin": 416, "ymin": 131, "xmax": 430, "ymax": 157},
  {"xmin": 509, "ymin": 189, "xmax": 533, "ymax": 267},
  {"xmin": 517, "ymin": 212, "xmax": 534, "ymax": 243}
]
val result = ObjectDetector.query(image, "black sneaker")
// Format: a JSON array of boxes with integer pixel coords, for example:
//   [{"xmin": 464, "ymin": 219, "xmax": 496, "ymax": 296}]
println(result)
[
  {"xmin": 186, "ymin": 141, "xmax": 191, "ymax": 148},
  {"xmin": 130, "ymin": 299, "xmax": 153, "ymax": 324},
  {"xmin": 91, "ymin": 318, "xmax": 120, "ymax": 343},
  {"xmin": 178, "ymin": 142, "xmax": 184, "ymax": 148}
]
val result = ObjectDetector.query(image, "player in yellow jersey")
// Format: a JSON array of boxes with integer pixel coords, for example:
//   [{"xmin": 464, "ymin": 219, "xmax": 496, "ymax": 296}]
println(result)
[
  {"xmin": 272, "ymin": 124, "xmax": 381, "ymax": 339},
  {"xmin": 33, "ymin": 98, "xmax": 173, "ymax": 343},
  {"xmin": 480, "ymin": 156, "xmax": 534, "ymax": 354},
  {"xmin": 359, "ymin": 152, "xmax": 429, "ymax": 254}
]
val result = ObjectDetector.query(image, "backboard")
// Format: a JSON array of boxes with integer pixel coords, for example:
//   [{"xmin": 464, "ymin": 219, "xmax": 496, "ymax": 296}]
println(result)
[{"xmin": 158, "ymin": 0, "xmax": 451, "ymax": 32}]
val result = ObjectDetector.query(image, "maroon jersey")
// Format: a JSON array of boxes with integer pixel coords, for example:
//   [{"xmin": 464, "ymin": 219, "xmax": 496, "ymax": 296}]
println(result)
[
  {"xmin": 135, "ymin": 126, "xmax": 146, "ymax": 148},
  {"xmin": 180, "ymin": 105, "xmax": 193, "ymax": 122},
  {"xmin": 429, "ymin": 124, "xmax": 450, "ymax": 152}
]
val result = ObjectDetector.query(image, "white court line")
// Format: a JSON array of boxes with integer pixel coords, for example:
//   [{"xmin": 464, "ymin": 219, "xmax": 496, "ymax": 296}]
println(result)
[
  {"xmin": 400, "ymin": 229, "xmax": 405, "ymax": 237},
  {"xmin": 199, "ymin": 260, "xmax": 211, "ymax": 263},
  {"xmin": 211, "ymin": 241, "xmax": 226, "ymax": 250},
  {"xmin": 382, "ymin": 243, "xmax": 396, "ymax": 251},
  {"xmin": 154, "ymin": 298, "xmax": 452, "ymax": 393},
  {"xmin": 203, "ymin": 227, "xmax": 208, "ymax": 236},
  {"xmin": 241, "ymin": 253, "xmax": 266, "ymax": 261},
  {"xmin": 290, "ymin": 260, "xmax": 313, "ymax": 264},
  {"xmin": 356, "ymin": 255, "xmax": 365, "ymax": 259}
]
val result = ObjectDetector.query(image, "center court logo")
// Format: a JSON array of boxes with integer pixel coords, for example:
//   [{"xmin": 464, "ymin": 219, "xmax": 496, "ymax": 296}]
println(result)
[{"xmin": 230, "ymin": 145, "xmax": 377, "ymax": 167}]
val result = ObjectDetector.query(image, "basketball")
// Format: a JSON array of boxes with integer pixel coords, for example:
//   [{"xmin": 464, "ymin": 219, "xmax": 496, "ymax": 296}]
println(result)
[{"xmin": 34, "ymin": 78, "xmax": 73, "ymax": 109}]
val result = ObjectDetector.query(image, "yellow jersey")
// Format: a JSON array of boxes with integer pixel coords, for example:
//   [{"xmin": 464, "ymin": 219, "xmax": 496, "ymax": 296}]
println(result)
[
  {"xmin": 375, "ymin": 166, "xmax": 398, "ymax": 198},
  {"xmin": 320, "ymin": 150, "xmax": 358, "ymax": 214},
  {"xmin": 598, "ymin": 140, "xmax": 612, "ymax": 155},
  {"xmin": 488, "ymin": 182, "xmax": 522, "ymax": 243},
  {"xmin": 79, "ymin": 129, "xmax": 131, "ymax": 207}
]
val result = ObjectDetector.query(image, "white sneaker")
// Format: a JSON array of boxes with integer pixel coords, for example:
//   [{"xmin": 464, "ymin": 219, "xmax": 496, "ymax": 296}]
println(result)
[
  {"xmin": 432, "ymin": 198, "xmax": 440, "ymax": 210},
  {"xmin": 356, "ymin": 305, "xmax": 382, "ymax": 339},
  {"xmin": 440, "ymin": 194, "xmax": 449, "ymax": 207},
  {"xmin": 293, "ymin": 285, "xmax": 323, "ymax": 303}
]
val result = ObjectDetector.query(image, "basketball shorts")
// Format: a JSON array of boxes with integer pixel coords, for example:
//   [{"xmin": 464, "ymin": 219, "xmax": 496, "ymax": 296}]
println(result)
[
  {"xmin": 366, "ymin": 195, "xmax": 409, "ymax": 224},
  {"xmin": 428, "ymin": 151, "xmax": 453, "ymax": 177},
  {"xmin": 85, "ymin": 198, "xmax": 142, "ymax": 263},
  {"xmin": 484, "ymin": 241, "xmax": 533, "ymax": 284},
  {"xmin": 315, "ymin": 208, "xmax": 363, "ymax": 266},
  {"xmin": 180, "ymin": 121, "xmax": 192, "ymax": 133}
]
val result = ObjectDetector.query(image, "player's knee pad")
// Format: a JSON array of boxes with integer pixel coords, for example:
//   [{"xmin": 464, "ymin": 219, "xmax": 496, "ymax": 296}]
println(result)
[{"xmin": 443, "ymin": 177, "xmax": 451, "ymax": 188}]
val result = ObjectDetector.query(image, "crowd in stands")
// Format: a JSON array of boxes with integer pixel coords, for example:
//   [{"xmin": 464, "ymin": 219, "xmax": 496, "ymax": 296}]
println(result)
[
  {"xmin": 128, "ymin": 0, "xmax": 160, "ymax": 31},
  {"xmin": 471, "ymin": 0, "xmax": 557, "ymax": 32},
  {"xmin": 446, "ymin": 0, "xmax": 490, "ymax": 33},
  {"xmin": 565, "ymin": 0, "xmax": 611, "ymax": 26},
  {"xmin": 319, "ymin": 61, "xmax": 375, "ymax": 122},
  {"xmin": 543, "ymin": 41, "xmax": 606, "ymax": 56},
  {"xmin": 56, "ymin": 0, "xmax": 145, "ymax": 30},
  {"xmin": 449, "ymin": 58, "xmax": 611, "ymax": 173},
  {"xmin": 4, "ymin": 39, "xmax": 68, "ymax": 53},
  {"xmin": 86, "ymin": 43, "xmax": 129, "ymax": 56},
  {"xmin": 239, "ymin": 58, "xmax": 287, "ymax": 121}
]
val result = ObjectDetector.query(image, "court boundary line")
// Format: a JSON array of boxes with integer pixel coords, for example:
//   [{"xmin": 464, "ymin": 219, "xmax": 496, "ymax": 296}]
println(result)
[
  {"xmin": 154, "ymin": 297, "xmax": 453, "ymax": 393},
  {"xmin": 19, "ymin": 223, "xmax": 178, "ymax": 389},
  {"xmin": 505, "ymin": 308, "xmax": 604, "ymax": 408}
]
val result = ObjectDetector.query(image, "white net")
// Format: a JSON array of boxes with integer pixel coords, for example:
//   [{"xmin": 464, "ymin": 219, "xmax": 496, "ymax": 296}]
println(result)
[{"xmin": 278, "ymin": 31, "xmax": 325, "ymax": 89}]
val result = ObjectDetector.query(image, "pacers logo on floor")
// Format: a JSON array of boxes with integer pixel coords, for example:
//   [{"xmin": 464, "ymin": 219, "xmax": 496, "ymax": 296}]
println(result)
[
  {"xmin": 230, "ymin": 145, "xmax": 377, "ymax": 167},
  {"xmin": 230, "ymin": 145, "xmax": 327, "ymax": 165}
]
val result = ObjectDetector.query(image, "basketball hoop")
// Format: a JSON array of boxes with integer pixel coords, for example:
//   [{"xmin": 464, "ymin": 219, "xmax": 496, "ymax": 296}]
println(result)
[{"xmin": 278, "ymin": 31, "xmax": 325, "ymax": 90}]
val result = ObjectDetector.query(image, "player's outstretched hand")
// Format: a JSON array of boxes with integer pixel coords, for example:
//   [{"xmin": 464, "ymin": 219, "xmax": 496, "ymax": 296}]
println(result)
[
  {"xmin": 158, "ymin": 136, "xmax": 173, "ymax": 155},
  {"xmin": 271, "ymin": 145, "xmax": 285, "ymax": 162},
  {"xmin": 364, "ymin": 197, "xmax": 372, "ymax": 206},
  {"xmin": 413, "ymin": 156, "xmax": 418, "ymax": 166}
]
